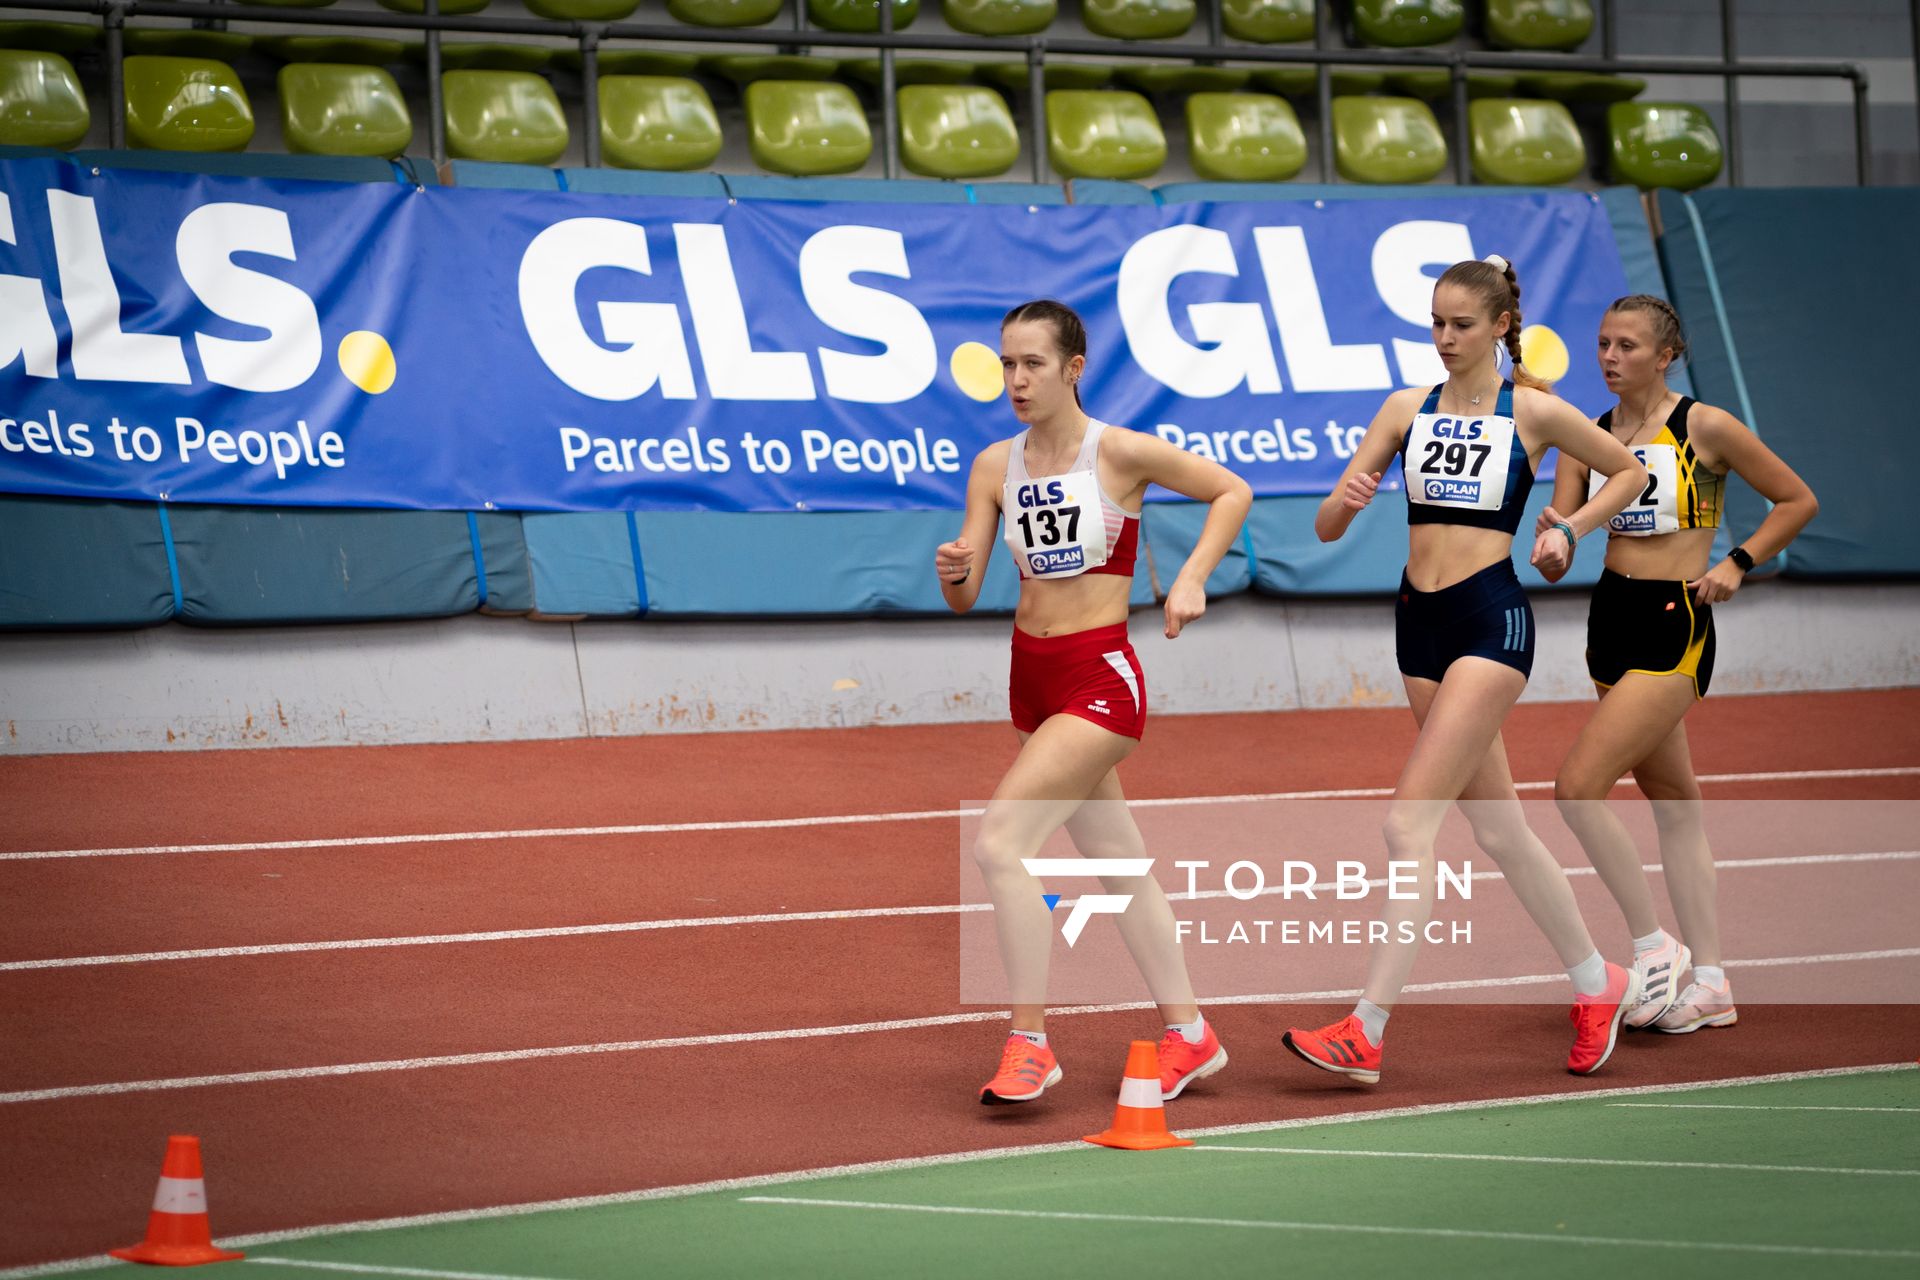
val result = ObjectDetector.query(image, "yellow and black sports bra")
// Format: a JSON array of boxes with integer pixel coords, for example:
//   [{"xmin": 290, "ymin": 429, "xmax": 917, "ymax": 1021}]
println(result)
[{"xmin": 1590, "ymin": 396, "xmax": 1724, "ymax": 536}]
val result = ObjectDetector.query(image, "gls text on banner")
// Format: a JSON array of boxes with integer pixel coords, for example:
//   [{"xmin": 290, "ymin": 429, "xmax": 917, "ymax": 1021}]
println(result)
[{"xmin": 0, "ymin": 162, "xmax": 1628, "ymax": 512}]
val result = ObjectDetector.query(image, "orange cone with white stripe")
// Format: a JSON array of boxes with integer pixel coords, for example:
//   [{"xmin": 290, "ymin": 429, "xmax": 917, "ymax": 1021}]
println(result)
[
  {"xmin": 1084, "ymin": 1040, "xmax": 1194, "ymax": 1151},
  {"xmin": 111, "ymin": 1136, "xmax": 244, "ymax": 1266}
]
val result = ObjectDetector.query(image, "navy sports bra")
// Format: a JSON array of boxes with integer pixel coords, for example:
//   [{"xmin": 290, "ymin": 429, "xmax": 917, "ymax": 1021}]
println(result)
[{"xmin": 1400, "ymin": 381, "xmax": 1534, "ymax": 536}]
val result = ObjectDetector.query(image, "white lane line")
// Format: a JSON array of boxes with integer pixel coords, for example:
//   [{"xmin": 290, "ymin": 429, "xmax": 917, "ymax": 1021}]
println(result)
[
  {"xmin": 5, "ymin": 950, "xmax": 1915, "ymax": 1105},
  {"xmin": 739, "ymin": 1196, "xmax": 1920, "ymax": 1261},
  {"xmin": 246, "ymin": 1260, "xmax": 561, "ymax": 1280},
  {"xmin": 1190, "ymin": 1146, "xmax": 1920, "ymax": 1177},
  {"xmin": 1609, "ymin": 1103, "xmax": 1920, "ymax": 1114},
  {"xmin": 7, "ymin": 851, "xmax": 1916, "ymax": 974},
  {"xmin": 6, "ymin": 766, "xmax": 1914, "ymax": 861},
  {"xmin": 1, "ymin": 1063, "xmax": 1909, "ymax": 1280}
]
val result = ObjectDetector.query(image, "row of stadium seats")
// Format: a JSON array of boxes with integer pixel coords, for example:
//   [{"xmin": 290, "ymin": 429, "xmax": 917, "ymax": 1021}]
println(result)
[
  {"xmin": 0, "ymin": 46, "xmax": 1725, "ymax": 187},
  {"xmin": 0, "ymin": 1, "xmax": 1605, "ymax": 49}
]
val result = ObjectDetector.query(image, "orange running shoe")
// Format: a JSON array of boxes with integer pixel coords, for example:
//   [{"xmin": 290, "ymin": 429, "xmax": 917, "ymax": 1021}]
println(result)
[
  {"xmin": 1158, "ymin": 1022, "xmax": 1228, "ymax": 1100},
  {"xmin": 978, "ymin": 1033, "xmax": 1062, "ymax": 1104},
  {"xmin": 1568, "ymin": 962, "xmax": 1643, "ymax": 1075},
  {"xmin": 1282, "ymin": 1015, "xmax": 1381, "ymax": 1084}
]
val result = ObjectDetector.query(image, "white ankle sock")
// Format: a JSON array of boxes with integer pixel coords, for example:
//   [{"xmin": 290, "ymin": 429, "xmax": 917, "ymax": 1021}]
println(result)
[
  {"xmin": 1012, "ymin": 1029, "xmax": 1047, "ymax": 1048},
  {"xmin": 1167, "ymin": 1014, "xmax": 1206, "ymax": 1046},
  {"xmin": 1568, "ymin": 951, "xmax": 1609, "ymax": 997},
  {"xmin": 1693, "ymin": 965, "xmax": 1727, "ymax": 990},
  {"xmin": 1353, "ymin": 999, "xmax": 1389, "ymax": 1047},
  {"xmin": 1632, "ymin": 927, "xmax": 1672, "ymax": 957}
]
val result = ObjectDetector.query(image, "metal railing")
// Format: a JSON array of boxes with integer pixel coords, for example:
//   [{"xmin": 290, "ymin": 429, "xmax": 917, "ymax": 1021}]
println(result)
[{"xmin": 1, "ymin": 0, "xmax": 1878, "ymax": 185}]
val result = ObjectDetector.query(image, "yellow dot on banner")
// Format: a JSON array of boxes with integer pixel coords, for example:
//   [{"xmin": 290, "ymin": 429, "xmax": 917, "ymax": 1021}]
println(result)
[
  {"xmin": 338, "ymin": 330, "xmax": 396, "ymax": 395},
  {"xmin": 1520, "ymin": 324, "xmax": 1570, "ymax": 383},
  {"xmin": 949, "ymin": 341, "xmax": 1004, "ymax": 403}
]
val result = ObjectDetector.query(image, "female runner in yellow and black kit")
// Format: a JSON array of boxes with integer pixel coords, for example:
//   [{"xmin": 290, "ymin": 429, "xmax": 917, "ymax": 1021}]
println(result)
[{"xmin": 1538, "ymin": 294, "xmax": 1818, "ymax": 1034}]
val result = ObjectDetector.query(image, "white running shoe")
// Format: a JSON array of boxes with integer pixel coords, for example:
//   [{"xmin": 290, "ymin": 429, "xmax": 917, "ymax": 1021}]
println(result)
[
  {"xmin": 1652, "ymin": 980, "xmax": 1738, "ymax": 1034},
  {"xmin": 1625, "ymin": 939, "xmax": 1691, "ymax": 1030}
]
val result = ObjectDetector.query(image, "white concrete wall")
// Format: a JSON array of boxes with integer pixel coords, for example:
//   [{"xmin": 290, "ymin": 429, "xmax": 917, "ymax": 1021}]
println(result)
[{"xmin": 2, "ymin": 579, "xmax": 1915, "ymax": 754}]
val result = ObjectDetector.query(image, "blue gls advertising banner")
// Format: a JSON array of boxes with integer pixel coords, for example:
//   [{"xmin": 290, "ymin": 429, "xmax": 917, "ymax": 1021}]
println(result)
[{"xmin": 0, "ymin": 160, "xmax": 1630, "ymax": 512}]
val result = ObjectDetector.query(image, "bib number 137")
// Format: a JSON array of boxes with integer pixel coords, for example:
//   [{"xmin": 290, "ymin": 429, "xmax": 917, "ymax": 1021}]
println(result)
[{"xmin": 1018, "ymin": 506, "xmax": 1080, "ymax": 547}]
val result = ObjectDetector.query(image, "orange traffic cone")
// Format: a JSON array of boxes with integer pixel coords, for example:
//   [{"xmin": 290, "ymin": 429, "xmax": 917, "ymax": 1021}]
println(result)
[
  {"xmin": 1084, "ymin": 1040, "xmax": 1193, "ymax": 1151},
  {"xmin": 111, "ymin": 1136, "xmax": 245, "ymax": 1266}
]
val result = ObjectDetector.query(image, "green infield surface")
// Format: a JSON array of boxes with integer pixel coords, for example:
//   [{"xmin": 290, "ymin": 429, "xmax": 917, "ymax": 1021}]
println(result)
[{"xmin": 37, "ymin": 1066, "xmax": 1920, "ymax": 1280}]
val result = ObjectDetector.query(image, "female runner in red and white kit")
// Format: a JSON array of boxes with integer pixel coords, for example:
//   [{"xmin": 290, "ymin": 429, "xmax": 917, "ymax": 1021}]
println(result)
[
  {"xmin": 1542, "ymin": 295, "xmax": 1817, "ymax": 1034},
  {"xmin": 1282, "ymin": 256, "xmax": 1650, "ymax": 1080},
  {"xmin": 937, "ymin": 299, "xmax": 1252, "ymax": 1105}
]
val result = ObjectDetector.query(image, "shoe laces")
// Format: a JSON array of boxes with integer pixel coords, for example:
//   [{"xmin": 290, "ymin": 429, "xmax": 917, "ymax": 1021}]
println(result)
[
  {"xmin": 1671, "ymin": 981, "xmax": 1708, "ymax": 1007},
  {"xmin": 998, "ymin": 1036, "xmax": 1038, "ymax": 1073}
]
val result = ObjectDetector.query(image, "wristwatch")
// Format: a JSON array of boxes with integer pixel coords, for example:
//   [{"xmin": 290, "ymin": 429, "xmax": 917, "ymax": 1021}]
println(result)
[{"xmin": 1728, "ymin": 546, "xmax": 1755, "ymax": 573}]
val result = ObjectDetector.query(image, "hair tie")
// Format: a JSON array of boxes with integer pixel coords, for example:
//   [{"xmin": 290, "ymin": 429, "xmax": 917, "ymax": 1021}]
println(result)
[{"xmin": 1482, "ymin": 254, "xmax": 1510, "ymax": 273}]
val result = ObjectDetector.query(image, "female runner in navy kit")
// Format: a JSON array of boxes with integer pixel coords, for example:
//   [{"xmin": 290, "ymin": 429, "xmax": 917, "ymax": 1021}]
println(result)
[
  {"xmin": 1282, "ymin": 256, "xmax": 1650, "ymax": 1081},
  {"xmin": 1540, "ymin": 295, "xmax": 1817, "ymax": 1035},
  {"xmin": 936, "ymin": 299, "xmax": 1252, "ymax": 1105}
]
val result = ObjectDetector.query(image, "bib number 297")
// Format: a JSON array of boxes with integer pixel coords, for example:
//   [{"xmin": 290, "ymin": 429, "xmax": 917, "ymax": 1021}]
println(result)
[
  {"xmin": 1018, "ymin": 507, "xmax": 1080, "ymax": 547},
  {"xmin": 1421, "ymin": 439, "xmax": 1491, "ymax": 477}
]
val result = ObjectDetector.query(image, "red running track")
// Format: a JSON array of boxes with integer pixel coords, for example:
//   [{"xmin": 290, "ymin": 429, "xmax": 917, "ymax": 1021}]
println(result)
[{"xmin": 2, "ymin": 690, "xmax": 1917, "ymax": 1271}]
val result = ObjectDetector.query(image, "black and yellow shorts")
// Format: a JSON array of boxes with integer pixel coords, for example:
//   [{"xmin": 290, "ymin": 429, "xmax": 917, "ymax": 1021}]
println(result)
[{"xmin": 1585, "ymin": 568, "xmax": 1717, "ymax": 699}]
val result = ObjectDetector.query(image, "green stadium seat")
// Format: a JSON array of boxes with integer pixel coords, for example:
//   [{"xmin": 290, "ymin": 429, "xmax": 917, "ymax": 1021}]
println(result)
[
  {"xmin": 260, "ymin": 37, "xmax": 409, "ymax": 65},
  {"xmin": 1186, "ymin": 91, "xmax": 1304, "ymax": 182},
  {"xmin": 442, "ymin": 70, "xmax": 569, "ymax": 166},
  {"xmin": 415, "ymin": 44, "xmax": 554, "ymax": 73},
  {"xmin": 841, "ymin": 58, "xmax": 979, "ymax": 88},
  {"xmin": 810, "ymin": 0, "xmax": 921, "ymax": 32},
  {"xmin": 1082, "ymin": 0, "xmax": 1194, "ymax": 41},
  {"xmin": 124, "ymin": 56, "xmax": 255, "ymax": 152},
  {"xmin": 746, "ymin": 79, "xmax": 872, "ymax": 175},
  {"xmin": 1517, "ymin": 71, "xmax": 1645, "ymax": 104},
  {"xmin": 1251, "ymin": 67, "xmax": 1386, "ymax": 98},
  {"xmin": 703, "ymin": 55, "xmax": 839, "ymax": 86},
  {"xmin": 280, "ymin": 63, "xmax": 412, "ymax": 157},
  {"xmin": 526, "ymin": 0, "xmax": 639, "ymax": 16},
  {"xmin": 1469, "ymin": 98, "xmax": 1584, "ymax": 185},
  {"xmin": 943, "ymin": 0, "xmax": 1054, "ymax": 37},
  {"xmin": 1332, "ymin": 95, "xmax": 1447, "ymax": 183},
  {"xmin": 898, "ymin": 83, "xmax": 1018, "ymax": 178},
  {"xmin": 666, "ymin": 0, "xmax": 785, "ymax": 25},
  {"xmin": 978, "ymin": 61, "xmax": 1112, "ymax": 92},
  {"xmin": 0, "ymin": 51, "xmax": 90, "ymax": 151},
  {"xmin": 1046, "ymin": 88, "xmax": 1165, "ymax": 180},
  {"xmin": 1485, "ymin": 0, "xmax": 1593, "ymax": 51},
  {"xmin": 235, "ymin": 0, "xmax": 335, "ymax": 7},
  {"xmin": 1384, "ymin": 70, "xmax": 1521, "ymax": 100},
  {"xmin": 123, "ymin": 31, "xmax": 255, "ymax": 61},
  {"xmin": 556, "ymin": 50, "xmax": 701, "ymax": 77},
  {"xmin": 1608, "ymin": 101, "xmax": 1722, "ymax": 191},
  {"xmin": 0, "ymin": 22, "xmax": 101, "ymax": 55},
  {"xmin": 1352, "ymin": 0, "xmax": 1463, "ymax": 48},
  {"xmin": 600, "ymin": 75, "xmax": 723, "ymax": 171},
  {"xmin": 1117, "ymin": 65, "xmax": 1251, "ymax": 95},
  {"xmin": 1221, "ymin": 0, "xmax": 1313, "ymax": 43},
  {"xmin": 378, "ymin": 0, "xmax": 490, "ymax": 14}
]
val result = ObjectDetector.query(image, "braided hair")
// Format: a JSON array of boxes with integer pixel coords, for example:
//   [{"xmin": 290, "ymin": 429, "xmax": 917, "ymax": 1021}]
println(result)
[
  {"xmin": 1436, "ymin": 257, "xmax": 1554, "ymax": 392},
  {"xmin": 1002, "ymin": 299, "xmax": 1087, "ymax": 406},
  {"xmin": 1605, "ymin": 294, "xmax": 1688, "ymax": 369}
]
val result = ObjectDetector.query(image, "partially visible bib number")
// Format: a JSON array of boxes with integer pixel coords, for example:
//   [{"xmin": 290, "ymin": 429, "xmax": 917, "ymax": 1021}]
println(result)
[
  {"xmin": 1405, "ymin": 413, "xmax": 1516, "ymax": 513},
  {"xmin": 1591, "ymin": 442, "xmax": 1680, "ymax": 535},
  {"xmin": 1004, "ymin": 468, "xmax": 1106, "ymax": 578}
]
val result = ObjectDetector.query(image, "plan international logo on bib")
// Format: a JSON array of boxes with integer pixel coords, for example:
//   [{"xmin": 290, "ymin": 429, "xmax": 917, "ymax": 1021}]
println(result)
[
  {"xmin": 1029, "ymin": 546, "xmax": 1086, "ymax": 574},
  {"xmin": 1427, "ymin": 478, "xmax": 1483, "ymax": 503},
  {"xmin": 1614, "ymin": 508, "xmax": 1659, "ymax": 533}
]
